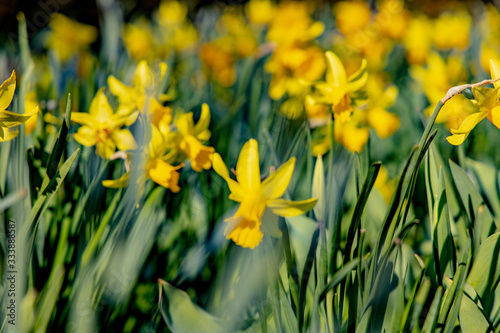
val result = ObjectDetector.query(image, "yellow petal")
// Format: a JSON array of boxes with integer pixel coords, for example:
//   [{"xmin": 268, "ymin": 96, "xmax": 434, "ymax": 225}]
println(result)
[
  {"xmin": 147, "ymin": 158, "xmax": 183, "ymax": 192},
  {"xmin": 224, "ymin": 215, "xmax": 263, "ymax": 249},
  {"xmin": 133, "ymin": 60, "xmax": 153, "ymax": 89},
  {"xmin": 113, "ymin": 129, "xmax": 137, "ymax": 151},
  {"xmin": 89, "ymin": 88, "xmax": 114, "ymax": 123},
  {"xmin": 367, "ymin": 107, "xmax": 400, "ymax": 138},
  {"xmin": 0, "ymin": 70, "xmax": 16, "ymax": 111},
  {"xmin": 487, "ymin": 105, "xmax": 500, "ymax": 130},
  {"xmin": 346, "ymin": 59, "xmax": 368, "ymax": 93},
  {"xmin": 0, "ymin": 127, "xmax": 18, "ymax": 142},
  {"xmin": 102, "ymin": 172, "xmax": 130, "ymax": 188},
  {"xmin": 0, "ymin": 110, "xmax": 36, "ymax": 127},
  {"xmin": 97, "ymin": 139, "xmax": 116, "ymax": 159},
  {"xmin": 175, "ymin": 113, "xmax": 194, "ymax": 135},
  {"xmin": 108, "ymin": 75, "xmax": 133, "ymax": 101},
  {"xmin": 490, "ymin": 58, "xmax": 500, "ymax": 89},
  {"xmin": 446, "ymin": 111, "xmax": 488, "ymax": 145},
  {"xmin": 194, "ymin": 103, "xmax": 211, "ymax": 137},
  {"xmin": 236, "ymin": 139, "xmax": 261, "ymax": 191},
  {"xmin": 71, "ymin": 112, "xmax": 96, "ymax": 127},
  {"xmin": 325, "ymin": 51, "xmax": 347, "ymax": 88},
  {"xmin": 179, "ymin": 135, "xmax": 214, "ymax": 172},
  {"xmin": 267, "ymin": 198, "xmax": 317, "ymax": 217},
  {"xmin": 212, "ymin": 153, "xmax": 244, "ymax": 202},
  {"xmin": 73, "ymin": 126, "xmax": 96, "ymax": 146},
  {"xmin": 261, "ymin": 157, "xmax": 295, "ymax": 200}
]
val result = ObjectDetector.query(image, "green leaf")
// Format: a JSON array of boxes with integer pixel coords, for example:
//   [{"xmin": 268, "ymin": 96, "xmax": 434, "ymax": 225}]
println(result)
[
  {"xmin": 467, "ymin": 233, "xmax": 500, "ymax": 315},
  {"xmin": 459, "ymin": 294, "xmax": 491, "ymax": 333},
  {"xmin": 421, "ymin": 286, "xmax": 443, "ymax": 333},
  {"xmin": 34, "ymin": 265, "xmax": 65, "ymax": 333},
  {"xmin": 0, "ymin": 189, "xmax": 26, "ymax": 213},
  {"xmin": 158, "ymin": 279, "xmax": 230, "ymax": 333},
  {"xmin": 46, "ymin": 93, "xmax": 71, "ymax": 179}
]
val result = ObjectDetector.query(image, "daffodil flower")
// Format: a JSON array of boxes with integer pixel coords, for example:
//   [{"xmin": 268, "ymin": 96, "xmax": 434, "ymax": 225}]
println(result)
[
  {"xmin": 103, "ymin": 125, "xmax": 183, "ymax": 192},
  {"xmin": 308, "ymin": 51, "xmax": 368, "ymax": 122},
  {"xmin": 0, "ymin": 70, "xmax": 38, "ymax": 142},
  {"xmin": 71, "ymin": 88, "xmax": 137, "ymax": 159},
  {"xmin": 108, "ymin": 60, "xmax": 169, "ymax": 119},
  {"xmin": 213, "ymin": 139, "xmax": 317, "ymax": 249},
  {"xmin": 447, "ymin": 59, "xmax": 500, "ymax": 145},
  {"xmin": 172, "ymin": 104, "xmax": 215, "ymax": 172}
]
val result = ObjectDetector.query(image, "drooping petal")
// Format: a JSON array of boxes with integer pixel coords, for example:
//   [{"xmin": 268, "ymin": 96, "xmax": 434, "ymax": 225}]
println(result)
[
  {"xmin": 102, "ymin": 172, "xmax": 130, "ymax": 188},
  {"xmin": 194, "ymin": 103, "xmax": 211, "ymax": 137},
  {"xmin": 261, "ymin": 157, "xmax": 295, "ymax": 200},
  {"xmin": 212, "ymin": 153, "xmax": 244, "ymax": 202},
  {"xmin": 0, "ymin": 70, "xmax": 16, "ymax": 111},
  {"xmin": 113, "ymin": 129, "xmax": 137, "ymax": 151},
  {"xmin": 89, "ymin": 88, "xmax": 114, "ymax": 123},
  {"xmin": 490, "ymin": 58, "xmax": 500, "ymax": 89},
  {"xmin": 179, "ymin": 134, "xmax": 214, "ymax": 172},
  {"xmin": 267, "ymin": 198, "xmax": 317, "ymax": 217},
  {"xmin": 446, "ymin": 111, "xmax": 488, "ymax": 145},
  {"xmin": 147, "ymin": 158, "xmax": 183, "ymax": 192},
  {"xmin": 0, "ymin": 109, "xmax": 36, "ymax": 127},
  {"xmin": 97, "ymin": 138, "xmax": 117, "ymax": 159},
  {"xmin": 236, "ymin": 139, "xmax": 261, "ymax": 191},
  {"xmin": 325, "ymin": 51, "xmax": 347, "ymax": 88}
]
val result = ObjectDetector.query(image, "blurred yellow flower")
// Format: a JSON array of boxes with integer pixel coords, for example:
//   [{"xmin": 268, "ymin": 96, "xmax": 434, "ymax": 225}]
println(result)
[
  {"xmin": 479, "ymin": 5, "xmax": 500, "ymax": 72},
  {"xmin": 123, "ymin": 21, "xmax": 154, "ymax": 60},
  {"xmin": 334, "ymin": 1, "xmax": 371, "ymax": 35},
  {"xmin": 266, "ymin": 45, "xmax": 326, "ymax": 100},
  {"xmin": 24, "ymin": 91, "xmax": 39, "ymax": 135},
  {"xmin": 108, "ymin": 60, "xmax": 168, "ymax": 122},
  {"xmin": 103, "ymin": 125, "xmax": 183, "ymax": 192},
  {"xmin": 47, "ymin": 14, "xmax": 97, "ymax": 62},
  {"xmin": 374, "ymin": 165, "xmax": 396, "ymax": 203},
  {"xmin": 403, "ymin": 15, "xmax": 432, "ymax": 65},
  {"xmin": 433, "ymin": 9, "xmax": 471, "ymax": 51},
  {"xmin": 245, "ymin": 0, "xmax": 276, "ymax": 25},
  {"xmin": 308, "ymin": 51, "xmax": 367, "ymax": 122},
  {"xmin": 173, "ymin": 104, "xmax": 215, "ymax": 172},
  {"xmin": 71, "ymin": 88, "xmax": 137, "ymax": 159},
  {"xmin": 213, "ymin": 139, "xmax": 317, "ymax": 249},
  {"xmin": 376, "ymin": 0, "xmax": 410, "ymax": 40},
  {"xmin": 447, "ymin": 59, "xmax": 500, "ymax": 145},
  {"xmin": 0, "ymin": 71, "xmax": 38, "ymax": 142},
  {"xmin": 267, "ymin": 2, "xmax": 324, "ymax": 46},
  {"xmin": 157, "ymin": 0, "xmax": 188, "ymax": 27},
  {"xmin": 200, "ymin": 43, "xmax": 236, "ymax": 87}
]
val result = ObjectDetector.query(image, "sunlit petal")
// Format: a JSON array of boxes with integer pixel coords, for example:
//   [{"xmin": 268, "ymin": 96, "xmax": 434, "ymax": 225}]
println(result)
[
  {"xmin": 0, "ymin": 70, "xmax": 16, "ymax": 111},
  {"xmin": 267, "ymin": 198, "xmax": 317, "ymax": 217},
  {"xmin": 261, "ymin": 157, "xmax": 295, "ymax": 200},
  {"xmin": 236, "ymin": 139, "xmax": 261, "ymax": 191}
]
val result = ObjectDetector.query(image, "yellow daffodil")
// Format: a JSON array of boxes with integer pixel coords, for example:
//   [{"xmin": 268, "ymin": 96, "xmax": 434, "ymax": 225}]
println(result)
[
  {"xmin": 200, "ymin": 43, "xmax": 236, "ymax": 87},
  {"xmin": 103, "ymin": 125, "xmax": 183, "ymax": 192},
  {"xmin": 0, "ymin": 71, "xmax": 38, "ymax": 142},
  {"xmin": 267, "ymin": 2, "xmax": 324, "ymax": 46},
  {"xmin": 156, "ymin": 1, "xmax": 198, "ymax": 54},
  {"xmin": 375, "ymin": 165, "xmax": 396, "ymax": 204},
  {"xmin": 157, "ymin": 0, "xmax": 188, "ymax": 27},
  {"xmin": 265, "ymin": 44, "xmax": 326, "ymax": 100},
  {"xmin": 245, "ymin": 0, "xmax": 276, "ymax": 25},
  {"xmin": 213, "ymin": 139, "xmax": 317, "ymax": 249},
  {"xmin": 433, "ymin": 9, "xmax": 471, "ymax": 51},
  {"xmin": 446, "ymin": 59, "xmax": 500, "ymax": 145},
  {"xmin": 376, "ymin": 0, "xmax": 410, "ymax": 40},
  {"xmin": 308, "ymin": 51, "xmax": 368, "ymax": 122},
  {"xmin": 334, "ymin": 1, "xmax": 371, "ymax": 35},
  {"xmin": 71, "ymin": 88, "xmax": 137, "ymax": 159},
  {"xmin": 46, "ymin": 14, "xmax": 97, "ymax": 62},
  {"xmin": 172, "ymin": 104, "xmax": 215, "ymax": 172},
  {"xmin": 403, "ymin": 15, "xmax": 432, "ymax": 65},
  {"xmin": 123, "ymin": 21, "xmax": 154, "ymax": 60},
  {"xmin": 108, "ymin": 60, "xmax": 169, "ymax": 126}
]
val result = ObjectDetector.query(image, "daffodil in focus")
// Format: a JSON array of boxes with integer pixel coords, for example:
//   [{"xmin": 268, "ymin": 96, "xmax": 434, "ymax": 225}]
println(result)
[
  {"xmin": 71, "ymin": 88, "xmax": 137, "ymax": 159},
  {"xmin": 446, "ymin": 59, "xmax": 500, "ymax": 145},
  {"xmin": 308, "ymin": 51, "xmax": 367, "ymax": 122},
  {"xmin": 103, "ymin": 125, "xmax": 183, "ymax": 193},
  {"xmin": 0, "ymin": 71, "xmax": 38, "ymax": 142},
  {"xmin": 213, "ymin": 139, "xmax": 317, "ymax": 249},
  {"xmin": 46, "ymin": 14, "xmax": 97, "ymax": 62},
  {"xmin": 172, "ymin": 104, "xmax": 215, "ymax": 172}
]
